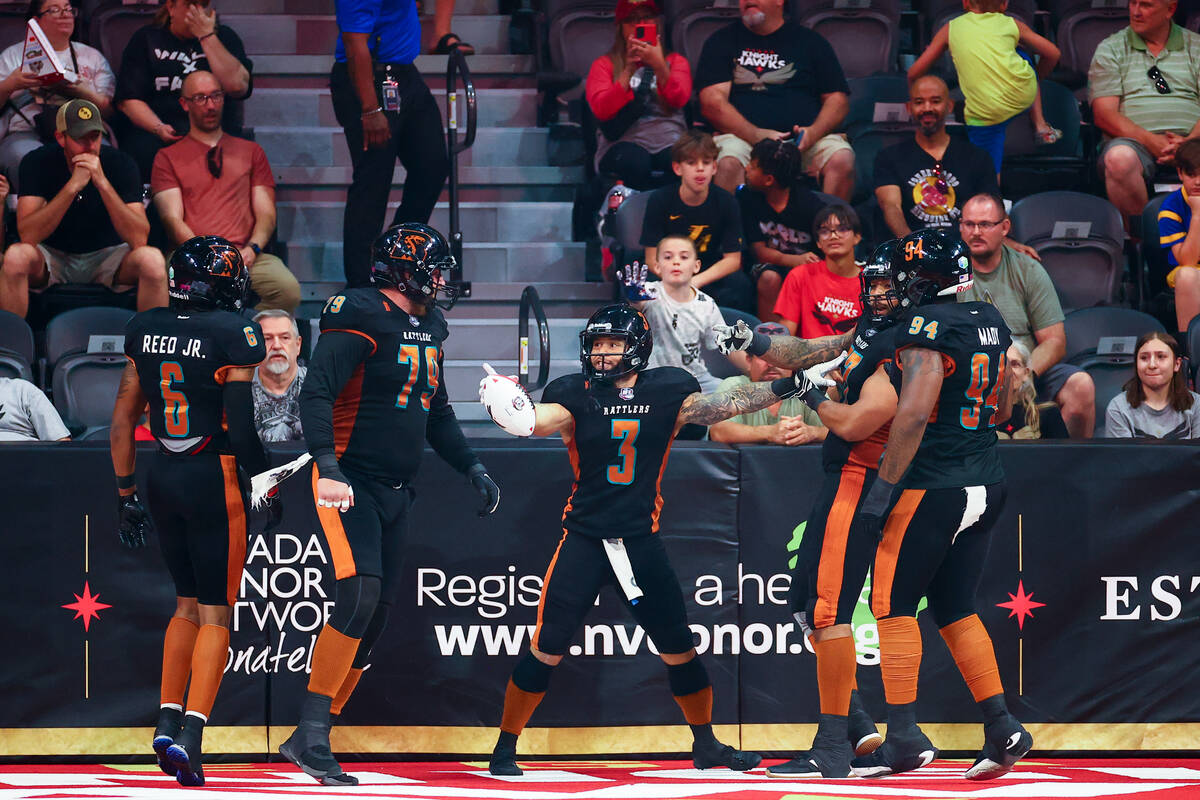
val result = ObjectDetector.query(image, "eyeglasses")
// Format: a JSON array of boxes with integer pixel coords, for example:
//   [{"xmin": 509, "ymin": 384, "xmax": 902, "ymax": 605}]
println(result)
[
  {"xmin": 931, "ymin": 161, "xmax": 950, "ymax": 195},
  {"xmin": 37, "ymin": 5, "xmax": 78, "ymax": 16},
  {"xmin": 817, "ymin": 224, "xmax": 854, "ymax": 238},
  {"xmin": 184, "ymin": 90, "xmax": 224, "ymax": 106},
  {"xmin": 206, "ymin": 145, "xmax": 222, "ymax": 178},
  {"xmin": 960, "ymin": 219, "xmax": 1005, "ymax": 232},
  {"xmin": 1148, "ymin": 65, "xmax": 1171, "ymax": 94}
]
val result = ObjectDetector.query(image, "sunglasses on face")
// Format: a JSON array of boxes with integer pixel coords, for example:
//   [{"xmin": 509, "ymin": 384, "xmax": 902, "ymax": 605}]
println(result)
[
  {"xmin": 206, "ymin": 145, "xmax": 222, "ymax": 178},
  {"xmin": 1148, "ymin": 65, "xmax": 1171, "ymax": 94},
  {"xmin": 932, "ymin": 161, "xmax": 950, "ymax": 195}
]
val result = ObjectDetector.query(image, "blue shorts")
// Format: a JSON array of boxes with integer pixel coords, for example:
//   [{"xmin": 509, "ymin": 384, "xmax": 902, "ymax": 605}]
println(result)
[{"xmin": 966, "ymin": 49, "xmax": 1037, "ymax": 174}]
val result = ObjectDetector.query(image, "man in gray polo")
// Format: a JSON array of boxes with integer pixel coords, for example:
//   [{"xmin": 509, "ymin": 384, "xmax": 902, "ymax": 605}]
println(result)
[{"xmin": 1090, "ymin": 0, "xmax": 1200, "ymax": 218}]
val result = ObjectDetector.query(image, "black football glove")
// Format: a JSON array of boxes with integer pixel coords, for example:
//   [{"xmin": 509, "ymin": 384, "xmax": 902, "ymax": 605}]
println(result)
[
  {"xmin": 854, "ymin": 477, "xmax": 897, "ymax": 542},
  {"xmin": 264, "ymin": 488, "xmax": 283, "ymax": 532},
  {"xmin": 467, "ymin": 463, "xmax": 500, "ymax": 516},
  {"xmin": 117, "ymin": 492, "xmax": 152, "ymax": 549}
]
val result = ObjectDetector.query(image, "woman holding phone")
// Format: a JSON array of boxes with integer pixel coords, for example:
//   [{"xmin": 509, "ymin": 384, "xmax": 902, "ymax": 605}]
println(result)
[{"xmin": 585, "ymin": 0, "xmax": 690, "ymax": 190}]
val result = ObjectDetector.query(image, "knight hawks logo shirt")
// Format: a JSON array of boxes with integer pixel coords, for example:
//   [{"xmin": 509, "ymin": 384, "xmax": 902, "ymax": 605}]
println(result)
[{"xmin": 695, "ymin": 20, "xmax": 849, "ymax": 134}]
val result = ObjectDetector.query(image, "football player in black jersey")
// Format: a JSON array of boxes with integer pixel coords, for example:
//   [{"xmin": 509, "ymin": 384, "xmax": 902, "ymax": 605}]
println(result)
[
  {"xmin": 844, "ymin": 229, "xmax": 1030, "ymax": 781},
  {"xmin": 479, "ymin": 303, "xmax": 830, "ymax": 777},
  {"xmin": 277, "ymin": 223, "xmax": 501, "ymax": 786},
  {"xmin": 111, "ymin": 236, "xmax": 271, "ymax": 787}
]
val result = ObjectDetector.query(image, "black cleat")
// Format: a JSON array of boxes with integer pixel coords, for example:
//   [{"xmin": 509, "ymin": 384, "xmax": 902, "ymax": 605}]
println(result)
[
  {"xmin": 152, "ymin": 707, "xmax": 182, "ymax": 777},
  {"xmin": 693, "ymin": 739, "xmax": 762, "ymax": 771},
  {"xmin": 165, "ymin": 717, "xmax": 204, "ymax": 787},
  {"xmin": 965, "ymin": 715, "xmax": 1032, "ymax": 780},
  {"xmin": 851, "ymin": 727, "xmax": 938, "ymax": 778},
  {"xmin": 488, "ymin": 743, "xmax": 523, "ymax": 776},
  {"xmin": 766, "ymin": 715, "xmax": 852, "ymax": 778},
  {"xmin": 279, "ymin": 724, "xmax": 359, "ymax": 786},
  {"xmin": 848, "ymin": 693, "xmax": 883, "ymax": 756}
]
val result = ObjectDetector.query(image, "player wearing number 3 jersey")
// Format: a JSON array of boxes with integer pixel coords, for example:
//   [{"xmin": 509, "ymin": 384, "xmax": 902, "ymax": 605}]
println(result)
[{"xmin": 481, "ymin": 303, "xmax": 827, "ymax": 776}]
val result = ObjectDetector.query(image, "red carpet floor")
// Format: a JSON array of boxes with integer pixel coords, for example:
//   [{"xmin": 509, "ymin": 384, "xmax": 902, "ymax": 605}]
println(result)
[{"xmin": 3, "ymin": 759, "xmax": 1200, "ymax": 799}]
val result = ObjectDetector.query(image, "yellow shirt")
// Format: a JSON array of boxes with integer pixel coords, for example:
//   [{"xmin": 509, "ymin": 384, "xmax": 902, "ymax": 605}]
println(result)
[{"xmin": 948, "ymin": 12, "xmax": 1038, "ymax": 126}]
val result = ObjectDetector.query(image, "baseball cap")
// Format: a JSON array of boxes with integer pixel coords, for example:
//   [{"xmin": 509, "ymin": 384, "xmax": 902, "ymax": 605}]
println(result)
[
  {"xmin": 56, "ymin": 99, "xmax": 104, "ymax": 139},
  {"xmin": 615, "ymin": 0, "xmax": 660, "ymax": 22},
  {"xmin": 754, "ymin": 321, "xmax": 788, "ymax": 336}
]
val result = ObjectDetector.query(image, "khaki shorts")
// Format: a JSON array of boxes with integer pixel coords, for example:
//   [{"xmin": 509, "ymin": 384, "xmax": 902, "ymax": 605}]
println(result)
[
  {"xmin": 715, "ymin": 132, "xmax": 854, "ymax": 175},
  {"xmin": 37, "ymin": 243, "xmax": 130, "ymax": 289}
]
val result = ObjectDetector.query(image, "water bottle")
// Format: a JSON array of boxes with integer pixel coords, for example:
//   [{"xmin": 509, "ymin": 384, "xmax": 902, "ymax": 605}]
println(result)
[{"xmin": 599, "ymin": 180, "xmax": 635, "ymax": 239}]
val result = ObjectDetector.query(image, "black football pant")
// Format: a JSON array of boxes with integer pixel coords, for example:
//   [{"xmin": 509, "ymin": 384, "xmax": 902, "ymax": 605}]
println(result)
[{"xmin": 330, "ymin": 61, "xmax": 449, "ymax": 288}]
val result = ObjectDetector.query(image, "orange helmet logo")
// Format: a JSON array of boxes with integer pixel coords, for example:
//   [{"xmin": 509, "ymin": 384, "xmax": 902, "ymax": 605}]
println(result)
[{"xmin": 208, "ymin": 244, "xmax": 241, "ymax": 277}]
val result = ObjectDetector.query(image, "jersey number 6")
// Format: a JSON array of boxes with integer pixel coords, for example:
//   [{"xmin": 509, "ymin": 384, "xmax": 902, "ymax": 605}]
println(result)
[{"xmin": 159, "ymin": 361, "xmax": 189, "ymax": 437}]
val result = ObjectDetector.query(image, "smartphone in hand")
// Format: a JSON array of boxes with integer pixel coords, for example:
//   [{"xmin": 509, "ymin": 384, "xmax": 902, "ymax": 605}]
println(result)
[{"xmin": 634, "ymin": 22, "xmax": 658, "ymax": 46}]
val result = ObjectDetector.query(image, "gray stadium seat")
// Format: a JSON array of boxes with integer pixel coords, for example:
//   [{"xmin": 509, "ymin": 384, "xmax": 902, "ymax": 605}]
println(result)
[
  {"xmin": 670, "ymin": 6, "xmax": 740, "ymax": 71},
  {"xmin": 1000, "ymin": 80, "xmax": 1088, "ymax": 200},
  {"xmin": 1139, "ymin": 194, "xmax": 1171, "ymax": 298},
  {"xmin": 797, "ymin": 7, "xmax": 897, "ymax": 79},
  {"xmin": 702, "ymin": 306, "xmax": 761, "ymax": 379},
  {"xmin": 44, "ymin": 307, "xmax": 134, "ymax": 433},
  {"xmin": 844, "ymin": 74, "xmax": 911, "ymax": 139},
  {"xmin": 613, "ymin": 189, "xmax": 652, "ymax": 255},
  {"xmin": 1008, "ymin": 191, "xmax": 1125, "ymax": 311},
  {"xmin": 89, "ymin": 4, "xmax": 157, "ymax": 75},
  {"xmin": 1054, "ymin": 7, "xmax": 1127, "ymax": 88},
  {"xmin": 0, "ymin": 310, "xmax": 34, "ymax": 381},
  {"xmin": 1189, "ymin": 315, "xmax": 1200, "ymax": 382}
]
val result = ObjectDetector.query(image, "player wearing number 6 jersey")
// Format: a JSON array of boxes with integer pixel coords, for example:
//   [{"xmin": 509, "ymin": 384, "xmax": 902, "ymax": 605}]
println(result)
[
  {"xmin": 111, "ymin": 235, "xmax": 270, "ymax": 787},
  {"xmin": 480, "ymin": 303, "xmax": 833, "ymax": 776},
  {"xmin": 846, "ymin": 229, "xmax": 1031, "ymax": 782}
]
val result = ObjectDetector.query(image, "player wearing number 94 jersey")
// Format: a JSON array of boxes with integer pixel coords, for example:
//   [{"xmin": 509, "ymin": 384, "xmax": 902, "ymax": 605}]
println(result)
[
  {"xmin": 846, "ymin": 229, "xmax": 1033, "ymax": 782},
  {"xmin": 111, "ymin": 236, "xmax": 270, "ymax": 788},
  {"xmin": 479, "ymin": 303, "xmax": 832, "ymax": 777}
]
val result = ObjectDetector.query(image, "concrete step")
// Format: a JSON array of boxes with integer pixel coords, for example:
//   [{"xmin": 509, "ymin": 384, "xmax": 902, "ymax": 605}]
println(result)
[
  {"xmin": 273, "ymin": 164, "xmax": 584, "ymax": 189},
  {"xmin": 287, "ymin": 240, "xmax": 586, "ymax": 283},
  {"xmin": 245, "ymin": 87, "xmax": 538, "ymax": 129},
  {"xmin": 442, "ymin": 317, "xmax": 586, "ymax": 360},
  {"xmin": 229, "ymin": 14, "xmax": 511, "ymax": 55},
  {"xmin": 231, "ymin": 0, "xmax": 500, "ymax": 14},
  {"xmin": 251, "ymin": 54, "xmax": 536, "ymax": 83},
  {"xmin": 277, "ymin": 200, "xmax": 573, "ymax": 243},
  {"xmin": 299, "ymin": 280, "xmax": 610, "ymax": 313},
  {"xmin": 256, "ymin": 125, "xmax": 549, "ymax": 169}
]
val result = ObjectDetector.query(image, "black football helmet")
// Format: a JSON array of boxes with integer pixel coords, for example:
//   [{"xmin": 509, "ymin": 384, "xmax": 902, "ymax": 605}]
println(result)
[
  {"xmin": 891, "ymin": 228, "xmax": 973, "ymax": 310},
  {"xmin": 370, "ymin": 222, "xmax": 460, "ymax": 310},
  {"xmin": 168, "ymin": 235, "xmax": 248, "ymax": 312},
  {"xmin": 580, "ymin": 303, "xmax": 653, "ymax": 381},
  {"xmin": 860, "ymin": 238, "xmax": 903, "ymax": 325}
]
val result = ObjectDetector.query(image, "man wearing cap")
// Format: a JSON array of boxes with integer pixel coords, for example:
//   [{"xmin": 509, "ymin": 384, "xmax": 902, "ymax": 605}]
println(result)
[
  {"xmin": 696, "ymin": 0, "xmax": 854, "ymax": 199},
  {"xmin": 0, "ymin": 99, "xmax": 166, "ymax": 318}
]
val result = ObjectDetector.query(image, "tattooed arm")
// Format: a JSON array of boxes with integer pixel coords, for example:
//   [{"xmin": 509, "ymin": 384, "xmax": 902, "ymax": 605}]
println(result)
[
  {"xmin": 676, "ymin": 379, "xmax": 792, "ymax": 428},
  {"xmin": 876, "ymin": 346, "xmax": 944, "ymax": 485},
  {"xmin": 761, "ymin": 331, "xmax": 855, "ymax": 371},
  {"xmin": 110, "ymin": 361, "xmax": 148, "ymax": 496}
]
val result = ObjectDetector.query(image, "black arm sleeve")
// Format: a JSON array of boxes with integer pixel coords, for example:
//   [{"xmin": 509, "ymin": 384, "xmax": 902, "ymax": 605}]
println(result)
[
  {"xmin": 298, "ymin": 330, "xmax": 374, "ymax": 461},
  {"xmin": 425, "ymin": 352, "xmax": 479, "ymax": 474},
  {"xmin": 223, "ymin": 379, "xmax": 269, "ymax": 477}
]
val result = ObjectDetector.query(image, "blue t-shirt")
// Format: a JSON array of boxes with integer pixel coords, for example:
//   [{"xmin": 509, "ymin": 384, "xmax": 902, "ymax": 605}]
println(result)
[
  {"xmin": 334, "ymin": 0, "xmax": 420, "ymax": 64},
  {"xmin": 1158, "ymin": 188, "xmax": 1192, "ymax": 268}
]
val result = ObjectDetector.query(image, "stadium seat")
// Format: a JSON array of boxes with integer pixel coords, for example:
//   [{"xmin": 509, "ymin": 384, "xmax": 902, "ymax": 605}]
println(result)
[
  {"xmin": 1139, "ymin": 194, "xmax": 1172, "ymax": 300},
  {"xmin": 0, "ymin": 310, "xmax": 34, "ymax": 382},
  {"xmin": 0, "ymin": 10, "xmax": 27, "ymax": 54},
  {"xmin": 670, "ymin": 6, "xmax": 740, "ymax": 71},
  {"xmin": 44, "ymin": 307, "xmax": 133, "ymax": 434},
  {"xmin": 1063, "ymin": 306, "xmax": 1165, "ymax": 364},
  {"xmin": 702, "ymin": 306, "xmax": 761, "ymax": 380},
  {"xmin": 844, "ymin": 74, "xmax": 911, "ymax": 139},
  {"xmin": 1189, "ymin": 314, "xmax": 1200, "ymax": 382},
  {"xmin": 612, "ymin": 189, "xmax": 652, "ymax": 257},
  {"xmin": 1008, "ymin": 191, "xmax": 1125, "ymax": 311},
  {"xmin": 796, "ymin": 6, "xmax": 898, "ymax": 79},
  {"xmin": 1000, "ymin": 80, "xmax": 1088, "ymax": 200},
  {"xmin": 1054, "ymin": 7, "xmax": 1127, "ymax": 89},
  {"xmin": 88, "ymin": 3, "xmax": 156, "ymax": 75}
]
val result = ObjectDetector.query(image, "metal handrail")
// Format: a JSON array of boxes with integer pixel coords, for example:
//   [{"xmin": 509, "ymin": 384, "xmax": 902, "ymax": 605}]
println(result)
[
  {"xmin": 445, "ymin": 47, "xmax": 477, "ymax": 297},
  {"xmin": 518, "ymin": 285, "xmax": 550, "ymax": 390}
]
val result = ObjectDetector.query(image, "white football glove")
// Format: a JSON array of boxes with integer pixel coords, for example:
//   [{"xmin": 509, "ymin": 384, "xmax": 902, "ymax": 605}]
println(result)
[
  {"xmin": 712, "ymin": 319, "xmax": 755, "ymax": 355},
  {"xmin": 795, "ymin": 351, "xmax": 847, "ymax": 410}
]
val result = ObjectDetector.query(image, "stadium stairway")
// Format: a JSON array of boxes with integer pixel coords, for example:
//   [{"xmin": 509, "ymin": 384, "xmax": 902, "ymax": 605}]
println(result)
[{"xmin": 237, "ymin": 0, "xmax": 608, "ymax": 421}]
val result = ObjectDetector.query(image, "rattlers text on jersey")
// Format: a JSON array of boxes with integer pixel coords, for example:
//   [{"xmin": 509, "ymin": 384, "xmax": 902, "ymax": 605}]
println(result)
[
  {"xmin": 541, "ymin": 367, "xmax": 701, "ymax": 539},
  {"xmin": 892, "ymin": 302, "xmax": 1012, "ymax": 488}
]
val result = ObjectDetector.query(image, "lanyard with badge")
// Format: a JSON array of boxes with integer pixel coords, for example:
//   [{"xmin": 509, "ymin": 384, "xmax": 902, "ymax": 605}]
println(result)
[{"xmin": 375, "ymin": 35, "xmax": 401, "ymax": 112}]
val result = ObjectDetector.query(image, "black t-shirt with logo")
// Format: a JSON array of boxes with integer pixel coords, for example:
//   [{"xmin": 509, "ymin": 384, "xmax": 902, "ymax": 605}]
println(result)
[
  {"xmin": 872, "ymin": 137, "xmax": 998, "ymax": 231},
  {"xmin": 19, "ymin": 143, "xmax": 143, "ymax": 253},
  {"xmin": 737, "ymin": 184, "xmax": 826, "ymax": 257},
  {"xmin": 639, "ymin": 184, "xmax": 743, "ymax": 270},
  {"xmin": 114, "ymin": 24, "xmax": 253, "ymax": 133},
  {"xmin": 695, "ymin": 20, "xmax": 849, "ymax": 132}
]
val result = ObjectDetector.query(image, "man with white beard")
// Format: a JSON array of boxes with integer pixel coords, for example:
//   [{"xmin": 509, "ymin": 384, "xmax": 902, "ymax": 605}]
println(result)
[{"xmin": 252, "ymin": 309, "xmax": 306, "ymax": 442}]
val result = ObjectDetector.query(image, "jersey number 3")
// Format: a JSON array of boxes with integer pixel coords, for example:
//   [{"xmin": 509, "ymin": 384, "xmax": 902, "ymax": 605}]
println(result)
[
  {"xmin": 396, "ymin": 345, "xmax": 440, "ymax": 410},
  {"xmin": 607, "ymin": 419, "xmax": 640, "ymax": 485},
  {"xmin": 961, "ymin": 352, "xmax": 1006, "ymax": 430}
]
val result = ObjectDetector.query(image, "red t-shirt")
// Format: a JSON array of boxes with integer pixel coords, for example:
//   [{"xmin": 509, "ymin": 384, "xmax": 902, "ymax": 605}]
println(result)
[
  {"xmin": 150, "ymin": 134, "xmax": 274, "ymax": 247},
  {"xmin": 773, "ymin": 260, "xmax": 863, "ymax": 338}
]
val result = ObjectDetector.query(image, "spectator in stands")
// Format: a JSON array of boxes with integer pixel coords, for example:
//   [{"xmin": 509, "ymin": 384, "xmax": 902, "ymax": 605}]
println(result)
[
  {"xmin": 0, "ymin": 0, "xmax": 115, "ymax": 192},
  {"xmin": 252, "ymin": 309, "xmax": 306, "ymax": 443},
  {"xmin": 709, "ymin": 321, "xmax": 825, "ymax": 444},
  {"xmin": 696, "ymin": 0, "xmax": 853, "ymax": 199},
  {"xmin": 1155, "ymin": 138, "xmax": 1200, "ymax": 355},
  {"xmin": 773, "ymin": 204, "xmax": 863, "ymax": 338},
  {"xmin": 908, "ymin": 0, "xmax": 1060, "ymax": 176},
  {"xmin": 332, "ymin": 0, "xmax": 448, "ymax": 287},
  {"xmin": 1090, "ymin": 0, "xmax": 1200, "ymax": 218},
  {"xmin": 0, "ymin": 376, "xmax": 69, "ymax": 441},
  {"xmin": 640, "ymin": 131, "xmax": 752, "ymax": 312},
  {"xmin": 956, "ymin": 192, "xmax": 1096, "ymax": 437},
  {"xmin": 585, "ymin": 0, "xmax": 689, "ymax": 191},
  {"xmin": 114, "ymin": 0, "xmax": 252, "ymax": 181},
  {"xmin": 996, "ymin": 340, "xmax": 1069, "ymax": 438},
  {"xmin": 740, "ymin": 138, "xmax": 826, "ymax": 321},
  {"xmin": 0, "ymin": 100, "xmax": 166, "ymax": 319},
  {"xmin": 1105, "ymin": 331, "xmax": 1200, "ymax": 437},
  {"xmin": 151, "ymin": 71, "xmax": 299, "ymax": 312}
]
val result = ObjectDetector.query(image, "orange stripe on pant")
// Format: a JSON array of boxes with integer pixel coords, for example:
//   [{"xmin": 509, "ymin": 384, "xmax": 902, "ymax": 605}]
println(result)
[
  {"xmin": 813, "ymin": 466, "xmax": 867, "ymax": 629},
  {"xmin": 312, "ymin": 466, "xmax": 358, "ymax": 580},
  {"xmin": 219, "ymin": 455, "xmax": 248, "ymax": 607},
  {"xmin": 870, "ymin": 488, "xmax": 926, "ymax": 621},
  {"xmin": 531, "ymin": 530, "xmax": 568, "ymax": 653}
]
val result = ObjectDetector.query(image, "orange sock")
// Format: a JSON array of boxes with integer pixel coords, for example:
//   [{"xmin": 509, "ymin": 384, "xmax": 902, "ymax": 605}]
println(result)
[
  {"xmin": 877, "ymin": 616, "xmax": 922, "ymax": 706},
  {"xmin": 184, "ymin": 624, "xmax": 229, "ymax": 719},
  {"xmin": 330, "ymin": 667, "xmax": 364, "ymax": 715},
  {"xmin": 160, "ymin": 616, "xmax": 199, "ymax": 707},
  {"xmin": 814, "ymin": 635, "xmax": 856, "ymax": 715},
  {"xmin": 499, "ymin": 679, "xmax": 546, "ymax": 735},
  {"xmin": 940, "ymin": 615, "xmax": 1004, "ymax": 702},
  {"xmin": 307, "ymin": 625, "xmax": 361, "ymax": 699},
  {"xmin": 673, "ymin": 686, "xmax": 713, "ymax": 726}
]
